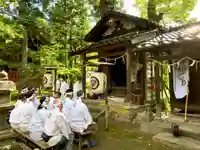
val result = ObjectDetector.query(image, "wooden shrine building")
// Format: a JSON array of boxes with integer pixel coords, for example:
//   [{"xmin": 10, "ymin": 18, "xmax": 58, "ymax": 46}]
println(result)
[
  {"xmin": 136, "ymin": 22, "xmax": 200, "ymax": 114},
  {"xmin": 70, "ymin": 11, "xmax": 163, "ymax": 105}
]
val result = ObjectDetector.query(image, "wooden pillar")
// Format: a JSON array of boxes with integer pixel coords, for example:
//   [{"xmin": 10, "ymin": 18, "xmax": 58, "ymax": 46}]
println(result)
[
  {"xmin": 142, "ymin": 52, "xmax": 147, "ymax": 104},
  {"xmin": 168, "ymin": 56, "xmax": 174, "ymax": 112},
  {"xmin": 81, "ymin": 53, "xmax": 86, "ymax": 97},
  {"xmin": 126, "ymin": 48, "xmax": 132, "ymax": 103},
  {"xmin": 155, "ymin": 53, "xmax": 161, "ymax": 118}
]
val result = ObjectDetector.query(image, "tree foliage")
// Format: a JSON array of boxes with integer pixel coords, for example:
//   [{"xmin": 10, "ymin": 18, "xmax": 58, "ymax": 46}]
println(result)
[
  {"xmin": 0, "ymin": 0, "xmax": 198, "ymax": 86},
  {"xmin": 88, "ymin": 0, "xmax": 123, "ymax": 20},
  {"xmin": 136, "ymin": 0, "xmax": 197, "ymax": 23}
]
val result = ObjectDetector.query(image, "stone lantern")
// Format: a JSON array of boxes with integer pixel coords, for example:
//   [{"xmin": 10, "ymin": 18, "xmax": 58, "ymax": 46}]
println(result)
[{"xmin": 0, "ymin": 70, "xmax": 15, "ymax": 130}]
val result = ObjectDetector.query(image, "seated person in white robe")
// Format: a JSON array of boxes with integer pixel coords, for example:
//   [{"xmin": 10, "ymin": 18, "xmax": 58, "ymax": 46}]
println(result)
[
  {"xmin": 9, "ymin": 88, "xmax": 28, "ymax": 129},
  {"xmin": 19, "ymin": 89, "xmax": 37, "ymax": 132},
  {"xmin": 53, "ymin": 91, "xmax": 62, "ymax": 107},
  {"xmin": 47, "ymin": 97, "xmax": 55, "ymax": 110},
  {"xmin": 46, "ymin": 91, "xmax": 62, "ymax": 111},
  {"xmin": 28, "ymin": 87, "xmax": 39, "ymax": 107},
  {"xmin": 62, "ymin": 89, "xmax": 74, "ymax": 122},
  {"xmin": 70, "ymin": 90, "xmax": 94, "ymax": 133},
  {"xmin": 28, "ymin": 96, "xmax": 49, "ymax": 141},
  {"xmin": 42, "ymin": 102, "xmax": 74, "ymax": 150}
]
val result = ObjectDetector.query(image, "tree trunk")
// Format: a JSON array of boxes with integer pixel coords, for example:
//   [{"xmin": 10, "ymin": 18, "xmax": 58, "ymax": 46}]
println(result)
[
  {"xmin": 147, "ymin": 0, "xmax": 163, "ymax": 22},
  {"xmin": 19, "ymin": 1, "xmax": 28, "ymax": 67},
  {"xmin": 21, "ymin": 29, "xmax": 28, "ymax": 66},
  {"xmin": 100, "ymin": 0, "xmax": 108, "ymax": 17}
]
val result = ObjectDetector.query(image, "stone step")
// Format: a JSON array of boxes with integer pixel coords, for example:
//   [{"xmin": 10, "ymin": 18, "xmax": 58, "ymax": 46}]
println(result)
[
  {"xmin": 141, "ymin": 118, "xmax": 200, "ymax": 141},
  {"xmin": 153, "ymin": 132, "xmax": 200, "ymax": 150}
]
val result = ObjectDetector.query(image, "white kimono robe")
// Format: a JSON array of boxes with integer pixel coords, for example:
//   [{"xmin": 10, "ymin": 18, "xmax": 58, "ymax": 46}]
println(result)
[
  {"xmin": 28, "ymin": 108, "xmax": 48, "ymax": 141},
  {"xmin": 60, "ymin": 81, "xmax": 69, "ymax": 98},
  {"xmin": 62, "ymin": 98, "xmax": 74, "ymax": 122},
  {"xmin": 44, "ymin": 108, "xmax": 72, "ymax": 146},
  {"xmin": 32, "ymin": 98, "xmax": 39, "ymax": 107},
  {"xmin": 47, "ymin": 97, "xmax": 55, "ymax": 110},
  {"xmin": 56, "ymin": 80, "xmax": 61, "ymax": 91},
  {"xmin": 9, "ymin": 100, "xmax": 24, "ymax": 128},
  {"xmin": 70, "ymin": 98, "xmax": 93, "ymax": 133},
  {"xmin": 73, "ymin": 81, "xmax": 82, "ymax": 101},
  {"xmin": 19, "ymin": 101, "xmax": 36, "ymax": 132}
]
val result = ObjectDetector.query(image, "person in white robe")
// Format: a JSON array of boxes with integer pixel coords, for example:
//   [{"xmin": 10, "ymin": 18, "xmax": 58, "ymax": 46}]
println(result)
[
  {"xmin": 73, "ymin": 76, "xmax": 83, "ymax": 101},
  {"xmin": 60, "ymin": 78, "xmax": 69, "ymax": 100},
  {"xmin": 70, "ymin": 90, "xmax": 94, "ymax": 133},
  {"xmin": 56, "ymin": 79, "xmax": 61, "ymax": 92},
  {"xmin": 53, "ymin": 91, "xmax": 62, "ymax": 106},
  {"xmin": 19, "ymin": 89, "xmax": 37, "ymax": 132},
  {"xmin": 42, "ymin": 102, "xmax": 74, "ymax": 150},
  {"xmin": 9, "ymin": 88, "xmax": 28, "ymax": 129},
  {"xmin": 62, "ymin": 89, "xmax": 74, "ymax": 122},
  {"xmin": 28, "ymin": 88, "xmax": 39, "ymax": 107},
  {"xmin": 47, "ymin": 97, "xmax": 55, "ymax": 110},
  {"xmin": 28, "ymin": 96, "xmax": 49, "ymax": 141},
  {"xmin": 47, "ymin": 91, "xmax": 62, "ymax": 112}
]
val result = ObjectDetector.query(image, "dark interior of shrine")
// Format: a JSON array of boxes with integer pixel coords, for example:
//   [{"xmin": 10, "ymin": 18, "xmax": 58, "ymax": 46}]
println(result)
[{"xmin": 110, "ymin": 57, "xmax": 126, "ymax": 87}]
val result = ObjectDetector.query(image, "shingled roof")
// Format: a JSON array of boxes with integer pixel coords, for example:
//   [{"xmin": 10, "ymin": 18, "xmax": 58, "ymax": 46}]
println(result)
[
  {"xmin": 85, "ymin": 11, "xmax": 162, "ymax": 42},
  {"xmin": 137, "ymin": 21, "xmax": 200, "ymax": 50},
  {"xmin": 70, "ymin": 30, "xmax": 158, "ymax": 56}
]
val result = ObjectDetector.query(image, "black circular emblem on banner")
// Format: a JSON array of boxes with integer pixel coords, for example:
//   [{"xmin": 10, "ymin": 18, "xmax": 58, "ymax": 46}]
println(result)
[
  {"xmin": 181, "ymin": 80, "xmax": 186, "ymax": 86},
  {"xmin": 90, "ymin": 76, "xmax": 99, "ymax": 90},
  {"xmin": 43, "ymin": 75, "xmax": 48, "ymax": 85}
]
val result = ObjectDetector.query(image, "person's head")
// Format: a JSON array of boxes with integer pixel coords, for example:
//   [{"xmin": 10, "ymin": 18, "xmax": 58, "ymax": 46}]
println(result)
[
  {"xmin": 37, "ymin": 96, "xmax": 47, "ymax": 110},
  {"xmin": 76, "ymin": 90, "xmax": 84, "ymax": 100},
  {"xmin": 57, "ymin": 74, "xmax": 62, "ymax": 81},
  {"xmin": 65, "ymin": 89, "xmax": 73, "ymax": 99},
  {"xmin": 19, "ymin": 87, "xmax": 29, "ymax": 101},
  {"xmin": 53, "ymin": 91, "xmax": 61, "ymax": 99},
  {"xmin": 26, "ymin": 88, "xmax": 37, "ymax": 100}
]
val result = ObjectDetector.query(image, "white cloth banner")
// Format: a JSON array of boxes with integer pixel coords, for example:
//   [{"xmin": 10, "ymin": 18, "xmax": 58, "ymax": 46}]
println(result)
[{"xmin": 173, "ymin": 60, "xmax": 189, "ymax": 99}]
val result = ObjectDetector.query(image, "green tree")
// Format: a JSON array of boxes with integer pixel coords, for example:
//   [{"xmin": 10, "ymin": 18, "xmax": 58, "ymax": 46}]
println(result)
[{"xmin": 136, "ymin": 0, "xmax": 197, "ymax": 23}]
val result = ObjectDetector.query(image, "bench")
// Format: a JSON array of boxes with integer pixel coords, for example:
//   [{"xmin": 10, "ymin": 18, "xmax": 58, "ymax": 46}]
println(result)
[
  {"xmin": 12, "ymin": 128, "xmax": 53, "ymax": 150},
  {"xmin": 13, "ymin": 127, "xmax": 97, "ymax": 150},
  {"xmin": 74, "ymin": 129, "xmax": 97, "ymax": 150}
]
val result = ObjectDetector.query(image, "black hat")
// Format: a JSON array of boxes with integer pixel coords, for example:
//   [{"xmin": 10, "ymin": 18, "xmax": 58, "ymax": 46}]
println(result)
[
  {"xmin": 66, "ymin": 88, "xmax": 73, "ymax": 93},
  {"xmin": 77, "ymin": 90, "xmax": 83, "ymax": 97}
]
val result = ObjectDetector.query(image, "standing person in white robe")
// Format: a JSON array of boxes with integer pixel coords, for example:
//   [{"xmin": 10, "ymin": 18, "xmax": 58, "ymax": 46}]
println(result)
[
  {"xmin": 9, "ymin": 88, "xmax": 28, "ymax": 129},
  {"xmin": 42, "ymin": 101, "xmax": 74, "ymax": 150},
  {"xmin": 19, "ymin": 89, "xmax": 37, "ymax": 132},
  {"xmin": 28, "ymin": 96, "xmax": 49, "ymax": 141},
  {"xmin": 73, "ymin": 76, "xmax": 83, "ymax": 101},
  {"xmin": 60, "ymin": 77, "xmax": 69, "ymax": 100},
  {"xmin": 62, "ymin": 89, "xmax": 74, "ymax": 122},
  {"xmin": 70, "ymin": 90, "xmax": 94, "ymax": 133}
]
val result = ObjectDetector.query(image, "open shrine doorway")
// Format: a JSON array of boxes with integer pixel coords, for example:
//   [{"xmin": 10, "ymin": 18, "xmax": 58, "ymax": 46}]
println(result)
[
  {"xmin": 99, "ymin": 56, "xmax": 127, "ymax": 97},
  {"xmin": 110, "ymin": 56, "xmax": 126, "ymax": 87}
]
